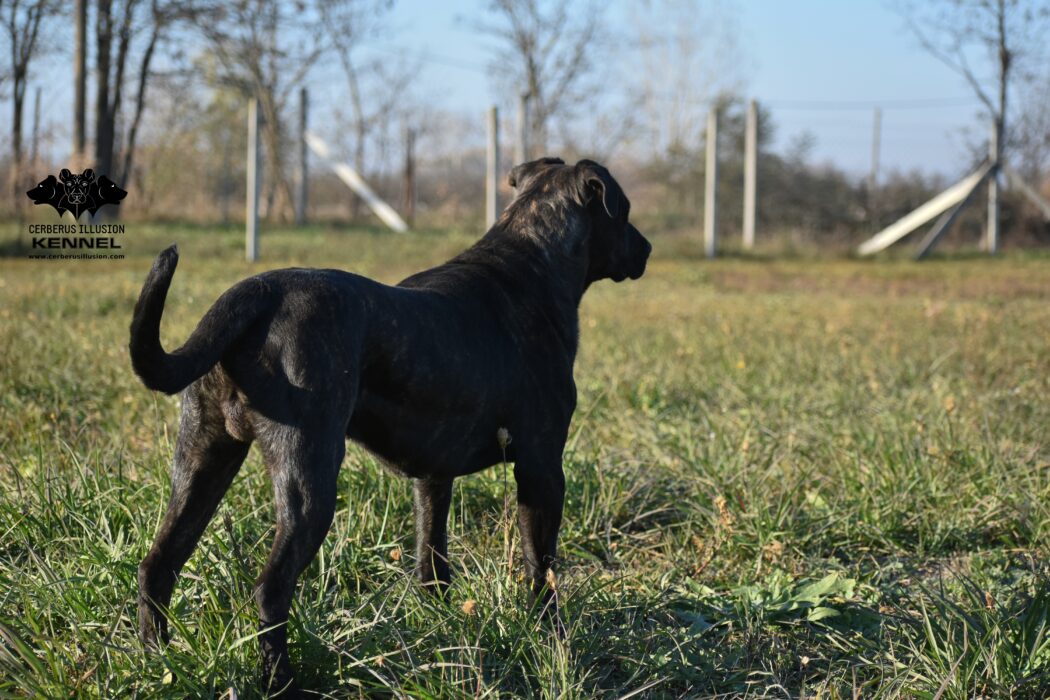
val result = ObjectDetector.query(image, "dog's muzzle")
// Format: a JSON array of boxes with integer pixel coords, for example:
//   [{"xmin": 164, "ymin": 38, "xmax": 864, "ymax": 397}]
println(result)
[
  {"xmin": 623, "ymin": 226, "xmax": 651, "ymax": 281},
  {"xmin": 629, "ymin": 239, "xmax": 651, "ymax": 280}
]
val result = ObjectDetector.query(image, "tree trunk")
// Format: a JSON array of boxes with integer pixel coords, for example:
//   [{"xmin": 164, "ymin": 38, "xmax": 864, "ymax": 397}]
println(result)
[
  {"xmin": 108, "ymin": 3, "xmax": 135, "ymax": 146},
  {"xmin": 94, "ymin": 0, "xmax": 113, "ymax": 178},
  {"xmin": 258, "ymin": 91, "xmax": 294, "ymax": 222},
  {"xmin": 12, "ymin": 73, "xmax": 24, "ymax": 164},
  {"xmin": 996, "ymin": 0, "xmax": 1009, "ymax": 152},
  {"xmin": 102, "ymin": 0, "xmax": 137, "ymax": 185},
  {"xmin": 31, "ymin": 86, "xmax": 41, "ymax": 165},
  {"xmin": 11, "ymin": 70, "xmax": 26, "ymax": 213},
  {"xmin": 353, "ymin": 119, "xmax": 366, "ymax": 221},
  {"xmin": 525, "ymin": 67, "xmax": 545, "ymax": 154},
  {"xmin": 402, "ymin": 126, "xmax": 415, "ymax": 225},
  {"xmin": 95, "ymin": 0, "xmax": 134, "ymax": 181},
  {"xmin": 75, "ymin": 0, "xmax": 87, "ymax": 157},
  {"xmin": 340, "ymin": 51, "xmax": 366, "ymax": 220},
  {"xmin": 988, "ymin": 0, "xmax": 1009, "ymax": 253},
  {"xmin": 120, "ymin": 24, "xmax": 158, "ymax": 186}
]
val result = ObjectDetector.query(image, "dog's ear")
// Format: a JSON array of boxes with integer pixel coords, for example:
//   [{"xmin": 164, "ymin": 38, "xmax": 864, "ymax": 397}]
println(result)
[
  {"xmin": 508, "ymin": 157, "xmax": 565, "ymax": 189},
  {"xmin": 81, "ymin": 168, "xmax": 96, "ymax": 183},
  {"xmin": 576, "ymin": 160, "xmax": 620, "ymax": 219},
  {"xmin": 60, "ymin": 168, "xmax": 73, "ymax": 183}
]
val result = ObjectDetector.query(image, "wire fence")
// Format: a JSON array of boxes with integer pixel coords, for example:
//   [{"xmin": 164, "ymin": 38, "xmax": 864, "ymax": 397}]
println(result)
[{"xmin": 4, "ymin": 58, "xmax": 1048, "ymax": 251}]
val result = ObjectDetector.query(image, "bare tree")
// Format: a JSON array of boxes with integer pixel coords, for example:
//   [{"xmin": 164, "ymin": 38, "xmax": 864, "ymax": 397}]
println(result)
[
  {"xmin": 196, "ymin": 0, "xmax": 335, "ymax": 221},
  {"xmin": 78, "ymin": 0, "xmax": 205, "ymax": 209},
  {"xmin": 477, "ymin": 0, "xmax": 604, "ymax": 156},
  {"xmin": 900, "ymin": 0, "xmax": 1050, "ymax": 157},
  {"xmin": 1014, "ymin": 70, "xmax": 1050, "ymax": 180},
  {"xmin": 630, "ymin": 0, "xmax": 745, "ymax": 155},
  {"xmin": 75, "ymin": 0, "xmax": 87, "ymax": 157},
  {"xmin": 321, "ymin": 0, "xmax": 417, "ymax": 219},
  {"xmin": 334, "ymin": 57, "xmax": 418, "ymax": 218},
  {"xmin": 119, "ymin": 0, "xmax": 204, "ymax": 185},
  {"xmin": 94, "ymin": 0, "xmax": 126, "ymax": 180},
  {"xmin": 2, "ymin": 0, "xmax": 55, "ymax": 196}
]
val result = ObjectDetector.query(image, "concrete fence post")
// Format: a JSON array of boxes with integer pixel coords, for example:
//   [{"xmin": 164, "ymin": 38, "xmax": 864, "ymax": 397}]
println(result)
[
  {"xmin": 245, "ymin": 98, "xmax": 261, "ymax": 262},
  {"xmin": 703, "ymin": 109, "xmax": 719, "ymax": 258},
  {"xmin": 486, "ymin": 106, "xmax": 499, "ymax": 229}
]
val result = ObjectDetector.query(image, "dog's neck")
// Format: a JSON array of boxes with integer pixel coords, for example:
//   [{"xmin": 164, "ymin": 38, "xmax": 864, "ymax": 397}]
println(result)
[
  {"xmin": 440, "ymin": 205, "xmax": 590, "ymax": 355},
  {"xmin": 477, "ymin": 203, "xmax": 590, "ymax": 301}
]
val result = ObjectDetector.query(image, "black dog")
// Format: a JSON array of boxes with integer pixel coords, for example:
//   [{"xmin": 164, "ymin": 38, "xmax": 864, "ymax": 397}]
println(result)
[{"xmin": 130, "ymin": 157, "xmax": 650, "ymax": 693}]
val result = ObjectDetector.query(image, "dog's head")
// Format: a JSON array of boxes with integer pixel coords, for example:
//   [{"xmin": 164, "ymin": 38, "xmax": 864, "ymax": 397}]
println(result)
[
  {"xmin": 94, "ymin": 175, "xmax": 128, "ymax": 204},
  {"xmin": 27, "ymin": 175, "xmax": 61, "ymax": 205},
  {"xmin": 61, "ymin": 168, "xmax": 96, "ymax": 204},
  {"xmin": 508, "ymin": 157, "xmax": 651, "ymax": 284}
]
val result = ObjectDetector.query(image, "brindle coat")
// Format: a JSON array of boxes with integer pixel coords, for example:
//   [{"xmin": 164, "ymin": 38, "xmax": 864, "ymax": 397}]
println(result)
[{"xmin": 129, "ymin": 157, "xmax": 651, "ymax": 694}]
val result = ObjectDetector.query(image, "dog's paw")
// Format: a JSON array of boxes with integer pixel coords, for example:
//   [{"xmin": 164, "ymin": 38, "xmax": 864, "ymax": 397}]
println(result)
[
  {"xmin": 417, "ymin": 577, "xmax": 451, "ymax": 600},
  {"xmin": 261, "ymin": 654, "xmax": 301, "ymax": 699},
  {"xmin": 138, "ymin": 602, "xmax": 170, "ymax": 650}
]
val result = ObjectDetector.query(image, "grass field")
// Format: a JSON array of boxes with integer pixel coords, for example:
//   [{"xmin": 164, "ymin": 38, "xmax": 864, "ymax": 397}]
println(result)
[{"xmin": 1, "ymin": 223, "xmax": 1049, "ymax": 698}]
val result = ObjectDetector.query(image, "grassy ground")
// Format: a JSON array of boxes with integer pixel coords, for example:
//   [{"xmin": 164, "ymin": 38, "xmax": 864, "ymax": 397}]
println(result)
[{"xmin": 1, "ymin": 223, "xmax": 1049, "ymax": 698}]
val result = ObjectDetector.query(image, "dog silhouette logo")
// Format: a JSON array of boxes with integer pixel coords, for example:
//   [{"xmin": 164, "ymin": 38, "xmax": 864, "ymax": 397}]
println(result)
[{"xmin": 26, "ymin": 168, "xmax": 127, "ymax": 219}]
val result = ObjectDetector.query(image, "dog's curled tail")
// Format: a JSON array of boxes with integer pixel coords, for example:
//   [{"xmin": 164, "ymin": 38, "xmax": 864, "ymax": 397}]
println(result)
[{"xmin": 129, "ymin": 245, "xmax": 270, "ymax": 395}]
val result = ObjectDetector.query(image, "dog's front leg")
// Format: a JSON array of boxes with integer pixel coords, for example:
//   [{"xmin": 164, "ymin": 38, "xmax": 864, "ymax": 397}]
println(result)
[
  {"xmin": 513, "ymin": 458, "xmax": 565, "ymax": 626},
  {"xmin": 413, "ymin": 477, "xmax": 453, "ymax": 594}
]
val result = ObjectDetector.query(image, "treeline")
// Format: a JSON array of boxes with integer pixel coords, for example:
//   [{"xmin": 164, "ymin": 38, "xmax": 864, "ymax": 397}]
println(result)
[
  {"xmin": 10, "ymin": 90, "xmax": 1050, "ymax": 249},
  {"xmin": 2, "ymin": 1, "xmax": 1048, "ymax": 248}
]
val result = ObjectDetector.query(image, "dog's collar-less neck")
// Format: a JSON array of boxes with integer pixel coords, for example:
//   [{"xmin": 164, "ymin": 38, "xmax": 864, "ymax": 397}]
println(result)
[
  {"xmin": 479, "ymin": 224, "xmax": 588, "ymax": 301},
  {"xmin": 437, "ymin": 221, "xmax": 585, "ymax": 356}
]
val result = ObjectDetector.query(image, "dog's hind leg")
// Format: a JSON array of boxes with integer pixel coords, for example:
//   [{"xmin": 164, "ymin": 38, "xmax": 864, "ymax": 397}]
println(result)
[
  {"xmin": 138, "ymin": 382, "xmax": 250, "ymax": 648},
  {"xmin": 254, "ymin": 423, "xmax": 345, "ymax": 694}
]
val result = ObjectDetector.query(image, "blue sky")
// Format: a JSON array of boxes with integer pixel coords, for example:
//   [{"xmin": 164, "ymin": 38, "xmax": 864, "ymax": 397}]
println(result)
[
  {"xmin": 14, "ymin": 0, "xmax": 994, "ymax": 180},
  {"xmin": 341, "ymin": 0, "xmax": 988, "ymax": 178}
]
